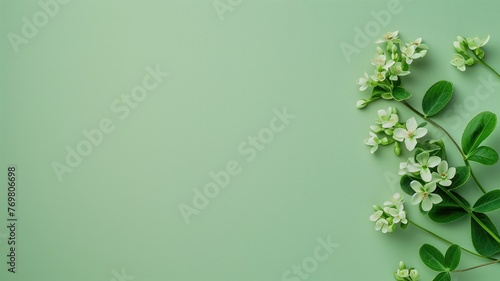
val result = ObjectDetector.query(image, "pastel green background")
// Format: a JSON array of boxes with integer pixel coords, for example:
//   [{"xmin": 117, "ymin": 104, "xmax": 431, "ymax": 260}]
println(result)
[{"xmin": 1, "ymin": 0, "xmax": 500, "ymax": 280}]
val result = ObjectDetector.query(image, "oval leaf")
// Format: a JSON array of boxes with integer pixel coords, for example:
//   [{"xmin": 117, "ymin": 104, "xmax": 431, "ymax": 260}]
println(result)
[
  {"xmin": 419, "ymin": 244, "xmax": 446, "ymax": 271},
  {"xmin": 429, "ymin": 191, "xmax": 468, "ymax": 223},
  {"xmin": 473, "ymin": 190, "xmax": 500, "ymax": 213},
  {"xmin": 467, "ymin": 146, "xmax": 499, "ymax": 165},
  {"xmin": 400, "ymin": 175, "xmax": 416, "ymax": 195},
  {"xmin": 462, "ymin": 111, "xmax": 497, "ymax": 155},
  {"xmin": 422, "ymin": 81, "xmax": 454, "ymax": 117},
  {"xmin": 433, "ymin": 272, "xmax": 451, "ymax": 281},
  {"xmin": 471, "ymin": 213, "xmax": 500, "ymax": 256},
  {"xmin": 446, "ymin": 166, "xmax": 470, "ymax": 190},
  {"xmin": 444, "ymin": 245, "xmax": 461, "ymax": 271},
  {"xmin": 392, "ymin": 86, "xmax": 411, "ymax": 101}
]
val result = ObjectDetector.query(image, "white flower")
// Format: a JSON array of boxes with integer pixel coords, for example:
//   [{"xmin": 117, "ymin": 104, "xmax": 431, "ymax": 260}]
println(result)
[
  {"xmin": 453, "ymin": 36, "xmax": 467, "ymax": 53},
  {"xmin": 393, "ymin": 117, "xmax": 427, "ymax": 151},
  {"xmin": 395, "ymin": 262, "xmax": 420, "ymax": 281},
  {"xmin": 467, "ymin": 35, "xmax": 490, "ymax": 50},
  {"xmin": 408, "ymin": 152, "xmax": 441, "ymax": 182},
  {"xmin": 387, "ymin": 203, "xmax": 408, "ymax": 224},
  {"xmin": 375, "ymin": 107, "xmax": 399, "ymax": 129},
  {"xmin": 376, "ymin": 30, "xmax": 399, "ymax": 43},
  {"xmin": 364, "ymin": 132, "xmax": 384, "ymax": 153},
  {"xmin": 389, "ymin": 62, "xmax": 410, "ymax": 80},
  {"xmin": 451, "ymin": 54, "xmax": 467, "ymax": 71},
  {"xmin": 396, "ymin": 269, "xmax": 409, "ymax": 278},
  {"xmin": 401, "ymin": 45, "xmax": 423, "ymax": 64},
  {"xmin": 432, "ymin": 160, "xmax": 456, "ymax": 186},
  {"xmin": 357, "ymin": 72, "xmax": 371, "ymax": 91},
  {"xmin": 372, "ymin": 54, "xmax": 388, "ymax": 68},
  {"xmin": 398, "ymin": 157, "xmax": 415, "ymax": 175},
  {"xmin": 370, "ymin": 210, "xmax": 383, "ymax": 222},
  {"xmin": 375, "ymin": 218, "xmax": 392, "ymax": 233},
  {"xmin": 384, "ymin": 192, "xmax": 404, "ymax": 206},
  {"xmin": 410, "ymin": 180, "xmax": 443, "ymax": 211},
  {"xmin": 409, "ymin": 269, "xmax": 420, "ymax": 280}
]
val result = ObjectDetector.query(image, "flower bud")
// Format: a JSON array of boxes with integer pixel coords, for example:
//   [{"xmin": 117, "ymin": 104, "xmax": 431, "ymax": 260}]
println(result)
[
  {"xmin": 394, "ymin": 142, "xmax": 401, "ymax": 156},
  {"xmin": 356, "ymin": 99, "xmax": 368, "ymax": 109},
  {"xmin": 398, "ymin": 261, "xmax": 406, "ymax": 270}
]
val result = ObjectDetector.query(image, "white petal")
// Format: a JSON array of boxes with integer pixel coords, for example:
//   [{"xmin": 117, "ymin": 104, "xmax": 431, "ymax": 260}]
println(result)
[
  {"xmin": 425, "ymin": 182, "xmax": 437, "ymax": 193},
  {"xmin": 440, "ymin": 179, "xmax": 452, "ymax": 186},
  {"xmin": 411, "ymin": 193, "xmax": 423, "ymax": 205},
  {"xmin": 405, "ymin": 137, "xmax": 417, "ymax": 151},
  {"xmin": 447, "ymin": 167, "xmax": 456, "ymax": 179},
  {"xmin": 437, "ymin": 161, "xmax": 448, "ymax": 174},
  {"xmin": 408, "ymin": 163, "xmax": 422, "ymax": 173},
  {"xmin": 428, "ymin": 156, "xmax": 441, "ymax": 167},
  {"xmin": 416, "ymin": 152, "xmax": 429, "ymax": 165},
  {"xmin": 393, "ymin": 128, "xmax": 407, "ymax": 141},
  {"xmin": 410, "ymin": 180, "xmax": 423, "ymax": 192},
  {"xmin": 421, "ymin": 198, "xmax": 432, "ymax": 211},
  {"xmin": 414, "ymin": 127, "xmax": 427, "ymax": 138},
  {"xmin": 430, "ymin": 194, "xmax": 443, "ymax": 204},
  {"xmin": 421, "ymin": 168, "xmax": 432, "ymax": 182},
  {"xmin": 406, "ymin": 117, "xmax": 418, "ymax": 131}
]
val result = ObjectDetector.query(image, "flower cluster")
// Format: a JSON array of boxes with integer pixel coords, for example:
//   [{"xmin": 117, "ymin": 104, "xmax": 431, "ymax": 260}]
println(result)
[
  {"xmin": 370, "ymin": 193, "xmax": 408, "ymax": 233},
  {"xmin": 356, "ymin": 31, "xmax": 428, "ymax": 108},
  {"xmin": 399, "ymin": 152, "xmax": 456, "ymax": 211},
  {"xmin": 394, "ymin": 261, "xmax": 420, "ymax": 281},
  {"xmin": 364, "ymin": 107, "xmax": 427, "ymax": 154},
  {"xmin": 451, "ymin": 35, "xmax": 490, "ymax": 71}
]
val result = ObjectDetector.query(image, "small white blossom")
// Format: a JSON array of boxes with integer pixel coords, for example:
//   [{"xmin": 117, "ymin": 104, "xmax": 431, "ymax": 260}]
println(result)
[
  {"xmin": 410, "ymin": 181, "xmax": 443, "ymax": 211},
  {"xmin": 375, "ymin": 107, "xmax": 399, "ymax": 129},
  {"xmin": 432, "ymin": 160, "xmax": 456, "ymax": 186},
  {"xmin": 384, "ymin": 192, "xmax": 404, "ymax": 206},
  {"xmin": 399, "ymin": 157, "xmax": 415, "ymax": 175},
  {"xmin": 401, "ymin": 45, "xmax": 423, "ymax": 64},
  {"xmin": 387, "ymin": 203, "xmax": 408, "ymax": 224},
  {"xmin": 357, "ymin": 72, "xmax": 371, "ymax": 91},
  {"xmin": 394, "ymin": 261, "xmax": 420, "ymax": 281},
  {"xmin": 376, "ymin": 30, "xmax": 399, "ymax": 43},
  {"xmin": 393, "ymin": 117, "xmax": 427, "ymax": 151},
  {"xmin": 370, "ymin": 210, "xmax": 383, "ymax": 222},
  {"xmin": 389, "ymin": 62, "xmax": 410, "ymax": 80},
  {"xmin": 453, "ymin": 36, "xmax": 467, "ymax": 53},
  {"xmin": 467, "ymin": 35, "xmax": 490, "ymax": 50},
  {"xmin": 408, "ymin": 152, "xmax": 441, "ymax": 182},
  {"xmin": 364, "ymin": 132, "xmax": 385, "ymax": 153},
  {"xmin": 451, "ymin": 54, "xmax": 467, "ymax": 71}
]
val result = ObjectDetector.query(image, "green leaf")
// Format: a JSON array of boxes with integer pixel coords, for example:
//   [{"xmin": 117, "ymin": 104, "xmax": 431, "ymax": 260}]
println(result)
[
  {"xmin": 446, "ymin": 166, "xmax": 470, "ymax": 190},
  {"xmin": 371, "ymin": 86, "xmax": 386, "ymax": 99},
  {"xmin": 400, "ymin": 175, "xmax": 416, "ymax": 195},
  {"xmin": 422, "ymin": 81, "xmax": 454, "ymax": 117},
  {"xmin": 473, "ymin": 190, "xmax": 500, "ymax": 213},
  {"xmin": 467, "ymin": 146, "xmax": 499, "ymax": 165},
  {"xmin": 420, "ymin": 244, "xmax": 447, "ymax": 271},
  {"xmin": 415, "ymin": 140, "xmax": 446, "ymax": 160},
  {"xmin": 461, "ymin": 111, "xmax": 497, "ymax": 155},
  {"xmin": 444, "ymin": 245, "xmax": 461, "ymax": 271},
  {"xmin": 471, "ymin": 213, "xmax": 500, "ymax": 256},
  {"xmin": 392, "ymin": 86, "xmax": 411, "ymax": 101},
  {"xmin": 428, "ymin": 191, "xmax": 468, "ymax": 223},
  {"xmin": 433, "ymin": 272, "xmax": 451, "ymax": 281}
]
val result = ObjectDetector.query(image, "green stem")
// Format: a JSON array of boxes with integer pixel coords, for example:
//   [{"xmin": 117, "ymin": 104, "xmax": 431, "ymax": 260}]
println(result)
[
  {"xmin": 439, "ymin": 187, "xmax": 500, "ymax": 244},
  {"xmin": 477, "ymin": 58, "xmax": 500, "ymax": 79},
  {"xmin": 454, "ymin": 259, "xmax": 500, "ymax": 272},
  {"xmin": 408, "ymin": 219, "xmax": 485, "ymax": 259},
  {"xmin": 401, "ymin": 101, "xmax": 487, "ymax": 194}
]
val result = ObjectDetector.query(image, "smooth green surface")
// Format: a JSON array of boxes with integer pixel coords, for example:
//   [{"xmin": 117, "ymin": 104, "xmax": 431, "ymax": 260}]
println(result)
[{"xmin": 1, "ymin": 0, "xmax": 500, "ymax": 280}]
